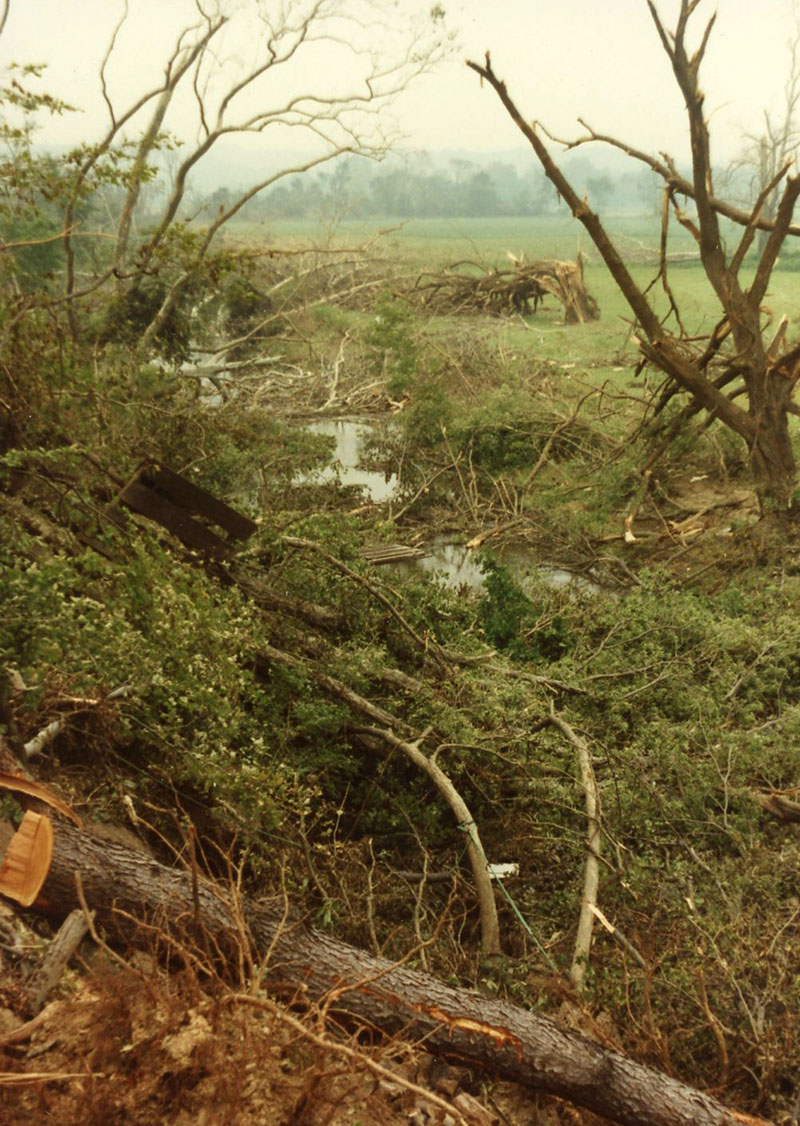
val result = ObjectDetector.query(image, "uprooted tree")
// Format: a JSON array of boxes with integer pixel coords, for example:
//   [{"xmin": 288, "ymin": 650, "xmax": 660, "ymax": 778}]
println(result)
[
  {"xmin": 469, "ymin": 0, "xmax": 800, "ymax": 514},
  {"xmin": 410, "ymin": 256, "xmax": 600, "ymax": 322}
]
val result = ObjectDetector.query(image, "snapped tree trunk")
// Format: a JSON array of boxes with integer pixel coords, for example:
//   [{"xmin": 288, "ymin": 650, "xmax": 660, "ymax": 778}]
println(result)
[{"xmin": 22, "ymin": 820, "xmax": 772, "ymax": 1126}]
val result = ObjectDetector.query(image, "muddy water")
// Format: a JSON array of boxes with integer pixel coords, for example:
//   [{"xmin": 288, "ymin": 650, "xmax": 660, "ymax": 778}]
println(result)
[{"xmin": 298, "ymin": 418, "xmax": 600, "ymax": 595}]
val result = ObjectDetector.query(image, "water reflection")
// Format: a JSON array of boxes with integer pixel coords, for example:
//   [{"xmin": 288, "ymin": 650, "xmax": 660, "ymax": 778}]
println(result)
[
  {"xmin": 393, "ymin": 539, "xmax": 600, "ymax": 596},
  {"xmin": 301, "ymin": 419, "xmax": 398, "ymax": 503},
  {"xmin": 298, "ymin": 418, "xmax": 603, "ymax": 595},
  {"xmin": 392, "ymin": 540, "xmax": 486, "ymax": 590}
]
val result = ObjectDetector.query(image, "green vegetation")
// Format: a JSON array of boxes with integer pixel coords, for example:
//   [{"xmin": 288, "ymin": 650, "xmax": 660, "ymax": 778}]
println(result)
[{"xmin": 3, "ymin": 44, "xmax": 800, "ymax": 1126}]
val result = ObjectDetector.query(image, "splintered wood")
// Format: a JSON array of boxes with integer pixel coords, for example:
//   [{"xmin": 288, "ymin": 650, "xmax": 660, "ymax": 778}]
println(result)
[
  {"xmin": 0, "ymin": 812, "xmax": 53, "ymax": 907},
  {"xmin": 410, "ymin": 257, "xmax": 600, "ymax": 323}
]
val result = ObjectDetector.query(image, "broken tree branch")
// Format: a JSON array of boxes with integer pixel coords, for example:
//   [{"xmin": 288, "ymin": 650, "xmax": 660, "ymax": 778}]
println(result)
[
  {"xmin": 13, "ymin": 818, "xmax": 773, "ymax": 1126},
  {"xmin": 24, "ymin": 908, "xmax": 91, "ymax": 1014},
  {"xmin": 354, "ymin": 724, "xmax": 501, "ymax": 957},
  {"xmin": 546, "ymin": 705, "xmax": 601, "ymax": 990},
  {"xmin": 281, "ymin": 535, "xmax": 450, "ymax": 668}
]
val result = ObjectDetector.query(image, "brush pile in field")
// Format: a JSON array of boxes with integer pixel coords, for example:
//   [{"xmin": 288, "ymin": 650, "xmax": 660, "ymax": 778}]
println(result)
[{"xmin": 409, "ymin": 257, "xmax": 600, "ymax": 322}]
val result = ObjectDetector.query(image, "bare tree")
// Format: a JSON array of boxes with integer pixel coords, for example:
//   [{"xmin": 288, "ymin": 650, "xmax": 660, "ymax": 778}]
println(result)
[
  {"xmin": 730, "ymin": 4, "xmax": 800, "ymax": 255},
  {"xmin": 4, "ymin": 0, "xmax": 448, "ymax": 347},
  {"xmin": 59, "ymin": 5, "xmax": 226, "ymax": 337},
  {"xmin": 469, "ymin": 0, "xmax": 800, "ymax": 514},
  {"xmin": 144, "ymin": 2, "xmax": 444, "ymax": 312}
]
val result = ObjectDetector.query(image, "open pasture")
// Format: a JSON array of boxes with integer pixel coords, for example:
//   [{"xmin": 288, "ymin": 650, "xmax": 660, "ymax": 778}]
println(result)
[{"xmin": 236, "ymin": 213, "xmax": 800, "ymax": 384}]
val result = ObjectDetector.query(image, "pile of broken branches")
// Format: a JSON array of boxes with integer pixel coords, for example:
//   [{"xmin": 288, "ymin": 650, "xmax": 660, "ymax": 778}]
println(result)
[{"xmin": 408, "ymin": 257, "xmax": 600, "ymax": 322}]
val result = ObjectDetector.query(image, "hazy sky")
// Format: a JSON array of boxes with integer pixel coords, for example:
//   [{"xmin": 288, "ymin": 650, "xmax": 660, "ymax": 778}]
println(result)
[{"xmin": 1, "ymin": 0, "xmax": 797, "ymax": 167}]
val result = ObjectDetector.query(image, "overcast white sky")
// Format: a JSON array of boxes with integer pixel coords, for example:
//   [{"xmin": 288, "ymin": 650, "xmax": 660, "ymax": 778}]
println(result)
[{"xmin": 0, "ymin": 0, "xmax": 796, "ymax": 167}]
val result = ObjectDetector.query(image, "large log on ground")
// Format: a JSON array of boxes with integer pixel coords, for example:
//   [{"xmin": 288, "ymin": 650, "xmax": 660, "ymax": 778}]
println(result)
[{"xmin": 25, "ymin": 821, "xmax": 769, "ymax": 1126}]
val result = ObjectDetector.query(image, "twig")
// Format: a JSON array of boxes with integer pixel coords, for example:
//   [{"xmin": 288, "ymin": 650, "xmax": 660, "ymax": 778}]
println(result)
[
  {"xmin": 724, "ymin": 636, "xmax": 783, "ymax": 701},
  {"xmin": 523, "ymin": 389, "xmax": 596, "ymax": 489},
  {"xmin": 364, "ymin": 837, "xmax": 380, "ymax": 956},
  {"xmin": 226, "ymin": 992, "xmax": 472, "ymax": 1126},
  {"xmin": 589, "ymin": 904, "xmax": 646, "ymax": 970},
  {"xmin": 22, "ymin": 683, "xmax": 133, "ymax": 759},
  {"xmin": 321, "ymin": 330, "xmax": 350, "ymax": 409},
  {"xmin": 298, "ymin": 787, "xmax": 331, "ymax": 903},
  {"xmin": 411, "ymin": 849, "xmax": 431, "ymax": 971},
  {"xmin": 0, "ymin": 1071, "xmax": 108, "ymax": 1085},
  {"xmin": 489, "ymin": 662, "xmax": 586, "ymax": 694},
  {"xmin": 391, "ymin": 461, "xmax": 455, "ymax": 521},
  {"xmin": 440, "ymin": 426, "xmax": 478, "ymax": 522},
  {"xmin": 695, "ymin": 967, "xmax": 729, "ymax": 1087},
  {"xmin": 282, "ymin": 536, "xmax": 449, "ymax": 669},
  {"xmin": 185, "ymin": 822, "xmax": 207, "ymax": 954},
  {"xmin": 791, "ymin": 1080, "xmax": 800, "ymax": 1126}
]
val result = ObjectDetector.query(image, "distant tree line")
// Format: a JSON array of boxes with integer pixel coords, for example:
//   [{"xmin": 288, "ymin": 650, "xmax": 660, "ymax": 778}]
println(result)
[{"xmin": 200, "ymin": 153, "xmax": 663, "ymax": 221}]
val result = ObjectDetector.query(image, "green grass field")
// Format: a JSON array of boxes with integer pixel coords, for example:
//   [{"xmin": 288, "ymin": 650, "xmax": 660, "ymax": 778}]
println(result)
[
  {"xmin": 239, "ymin": 212, "xmax": 695, "ymax": 258},
  {"xmin": 237, "ymin": 211, "xmax": 799, "ymax": 313},
  {"xmin": 231, "ymin": 212, "xmax": 800, "ymax": 390}
]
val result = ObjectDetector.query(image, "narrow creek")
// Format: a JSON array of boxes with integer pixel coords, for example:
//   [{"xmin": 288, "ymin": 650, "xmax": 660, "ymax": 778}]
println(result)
[{"xmin": 298, "ymin": 418, "xmax": 602, "ymax": 596}]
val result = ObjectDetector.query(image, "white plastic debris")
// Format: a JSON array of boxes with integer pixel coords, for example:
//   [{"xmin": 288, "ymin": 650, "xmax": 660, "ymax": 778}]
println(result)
[{"xmin": 487, "ymin": 863, "xmax": 519, "ymax": 881}]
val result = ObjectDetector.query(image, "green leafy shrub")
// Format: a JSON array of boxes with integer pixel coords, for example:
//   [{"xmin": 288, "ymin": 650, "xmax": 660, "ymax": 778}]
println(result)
[
  {"xmin": 222, "ymin": 275, "xmax": 273, "ymax": 334},
  {"xmin": 0, "ymin": 524, "xmax": 295, "ymax": 825},
  {"xmin": 402, "ymin": 378, "xmax": 454, "ymax": 446},
  {"xmin": 100, "ymin": 279, "xmax": 194, "ymax": 364},
  {"xmin": 365, "ymin": 292, "xmax": 420, "ymax": 398},
  {"xmin": 478, "ymin": 558, "xmax": 572, "ymax": 660}
]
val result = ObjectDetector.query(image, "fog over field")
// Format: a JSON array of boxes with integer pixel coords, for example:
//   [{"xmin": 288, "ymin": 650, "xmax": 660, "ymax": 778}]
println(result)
[{"xmin": 3, "ymin": 0, "xmax": 797, "ymax": 168}]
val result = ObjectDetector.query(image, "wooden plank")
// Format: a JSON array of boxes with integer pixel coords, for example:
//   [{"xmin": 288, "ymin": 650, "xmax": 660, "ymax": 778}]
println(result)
[
  {"xmin": 120, "ymin": 481, "xmax": 230, "ymax": 558},
  {"xmin": 361, "ymin": 544, "xmax": 425, "ymax": 565},
  {"xmin": 142, "ymin": 465, "xmax": 257, "ymax": 541}
]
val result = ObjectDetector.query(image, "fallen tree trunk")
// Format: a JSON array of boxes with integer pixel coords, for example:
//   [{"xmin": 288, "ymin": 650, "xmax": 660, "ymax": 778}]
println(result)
[{"xmin": 25, "ymin": 820, "xmax": 769, "ymax": 1126}]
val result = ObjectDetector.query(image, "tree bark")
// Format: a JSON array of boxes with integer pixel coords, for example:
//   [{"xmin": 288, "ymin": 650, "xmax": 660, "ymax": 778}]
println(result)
[
  {"xmin": 23, "ymin": 820, "xmax": 771, "ymax": 1126},
  {"xmin": 748, "ymin": 389, "xmax": 798, "ymax": 511},
  {"xmin": 24, "ymin": 908, "xmax": 90, "ymax": 1014},
  {"xmin": 467, "ymin": 24, "xmax": 800, "ymax": 511}
]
